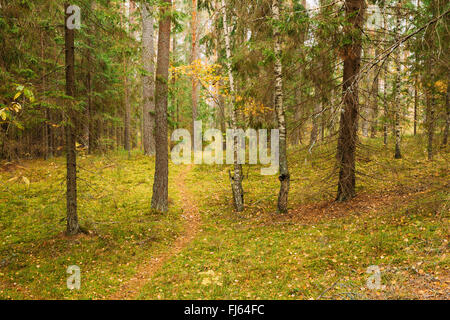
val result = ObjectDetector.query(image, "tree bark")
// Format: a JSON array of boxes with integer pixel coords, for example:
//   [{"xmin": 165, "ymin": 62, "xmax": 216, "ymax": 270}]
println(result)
[
  {"xmin": 65, "ymin": 3, "xmax": 80, "ymax": 235},
  {"xmin": 443, "ymin": 81, "xmax": 449, "ymax": 146},
  {"xmin": 151, "ymin": 0, "xmax": 171, "ymax": 213},
  {"xmin": 141, "ymin": 2, "xmax": 156, "ymax": 155},
  {"xmin": 393, "ymin": 4, "xmax": 402, "ymax": 159},
  {"xmin": 85, "ymin": 42, "xmax": 92, "ymax": 153},
  {"xmin": 191, "ymin": 0, "xmax": 199, "ymax": 140},
  {"xmin": 383, "ymin": 71, "xmax": 388, "ymax": 146},
  {"xmin": 40, "ymin": 30, "xmax": 49, "ymax": 160},
  {"xmin": 336, "ymin": 0, "xmax": 366, "ymax": 202},
  {"xmin": 122, "ymin": 1, "xmax": 131, "ymax": 153},
  {"xmin": 414, "ymin": 75, "xmax": 418, "ymax": 136},
  {"xmin": 310, "ymin": 102, "xmax": 321, "ymax": 147},
  {"xmin": 370, "ymin": 50, "xmax": 379, "ymax": 139},
  {"xmin": 222, "ymin": 0, "xmax": 244, "ymax": 212},
  {"xmin": 426, "ymin": 88, "xmax": 435, "ymax": 160},
  {"xmin": 273, "ymin": 0, "xmax": 290, "ymax": 213}
]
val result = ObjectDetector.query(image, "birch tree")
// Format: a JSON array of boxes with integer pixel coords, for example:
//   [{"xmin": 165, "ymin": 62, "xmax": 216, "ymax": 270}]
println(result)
[
  {"xmin": 191, "ymin": 0, "xmax": 199, "ymax": 139},
  {"xmin": 273, "ymin": 0, "xmax": 290, "ymax": 213},
  {"xmin": 222, "ymin": 0, "xmax": 244, "ymax": 212}
]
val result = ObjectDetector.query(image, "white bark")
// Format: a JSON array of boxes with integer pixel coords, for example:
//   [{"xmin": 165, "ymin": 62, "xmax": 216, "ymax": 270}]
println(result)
[
  {"xmin": 273, "ymin": 0, "xmax": 290, "ymax": 213},
  {"xmin": 222, "ymin": 0, "xmax": 244, "ymax": 212}
]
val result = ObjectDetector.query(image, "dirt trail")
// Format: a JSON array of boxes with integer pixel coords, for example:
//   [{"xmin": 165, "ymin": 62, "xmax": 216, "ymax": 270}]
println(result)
[{"xmin": 110, "ymin": 165, "xmax": 201, "ymax": 300}]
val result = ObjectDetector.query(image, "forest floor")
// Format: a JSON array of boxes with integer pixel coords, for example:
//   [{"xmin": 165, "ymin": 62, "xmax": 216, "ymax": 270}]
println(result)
[{"xmin": 0, "ymin": 135, "xmax": 448, "ymax": 300}]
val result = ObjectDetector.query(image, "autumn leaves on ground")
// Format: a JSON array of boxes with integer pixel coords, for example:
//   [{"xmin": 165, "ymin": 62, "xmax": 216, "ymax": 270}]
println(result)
[{"xmin": 0, "ymin": 136, "xmax": 448, "ymax": 300}]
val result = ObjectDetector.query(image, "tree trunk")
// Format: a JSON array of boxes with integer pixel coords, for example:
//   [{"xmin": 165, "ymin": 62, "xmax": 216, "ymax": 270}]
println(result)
[
  {"xmin": 151, "ymin": 0, "xmax": 171, "ymax": 213},
  {"xmin": 370, "ymin": 56, "xmax": 379, "ymax": 139},
  {"xmin": 65, "ymin": 3, "xmax": 80, "ymax": 235},
  {"xmin": 142, "ymin": 2, "xmax": 156, "ymax": 156},
  {"xmin": 310, "ymin": 102, "xmax": 321, "ymax": 147},
  {"xmin": 122, "ymin": 1, "xmax": 131, "ymax": 153},
  {"xmin": 171, "ymin": 3, "xmax": 177, "ymax": 132},
  {"xmin": 426, "ymin": 89, "xmax": 435, "ymax": 160},
  {"xmin": 191, "ymin": 0, "xmax": 199, "ymax": 140},
  {"xmin": 393, "ymin": 5, "xmax": 402, "ymax": 159},
  {"xmin": 336, "ymin": 0, "xmax": 365, "ymax": 202},
  {"xmin": 40, "ymin": 30, "xmax": 49, "ymax": 160},
  {"xmin": 383, "ymin": 72, "xmax": 388, "ymax": 146},
  {"xmin": 273, "ymin": 0, "xmax": 290, "ymax": 213},
  {"xmin": 222, "ymin": 0, "xmax": 244, "ymax": 212},
  {"xmin": 443, "ymin": 81, "xmax": 449, "ymax": 146},
  {"xmin": 414, "ymin": 75, "xmax": 418, "ymax": 136},
  {"xmin": 85, "ymin": 47, "xmax": 92, "ymax": 152}
]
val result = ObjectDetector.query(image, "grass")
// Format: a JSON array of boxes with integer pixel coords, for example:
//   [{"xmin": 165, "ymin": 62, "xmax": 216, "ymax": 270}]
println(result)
[
  {"xmin": 0, "ymin": 150, "xmax": 185, "ymax": 299},
  {"xmin": 0, "ymin": 135, "xmax": 449, "ymax": 300}
]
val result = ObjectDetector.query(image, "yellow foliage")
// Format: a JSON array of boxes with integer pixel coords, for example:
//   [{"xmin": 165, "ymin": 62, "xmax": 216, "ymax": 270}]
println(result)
[
  {"xmin": 170, "ymin": 60, "xmax": 272, "ymax": 117},
  {"xmin": 434, "ymin": 80, "xmax": 447, "ymax": 94}
]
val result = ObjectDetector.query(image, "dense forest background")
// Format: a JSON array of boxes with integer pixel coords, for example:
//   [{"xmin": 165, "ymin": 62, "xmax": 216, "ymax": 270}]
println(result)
[
  {"xmin": 1, "ymin": 0, "xmax": 448, "ymax": 161},
  {"xmin": 0, "ymin": 0, "xmax": 448, "ymax": 300}
]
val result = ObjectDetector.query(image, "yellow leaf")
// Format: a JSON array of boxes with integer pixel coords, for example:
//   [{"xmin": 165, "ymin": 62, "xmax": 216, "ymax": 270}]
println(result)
[
  {"xmin": 22, "ymin": 176, "xmax": 30, "ymax": 186},
  {"xmin": 14, "ymin": 91, "xmax": 22, "ymax": 100}
]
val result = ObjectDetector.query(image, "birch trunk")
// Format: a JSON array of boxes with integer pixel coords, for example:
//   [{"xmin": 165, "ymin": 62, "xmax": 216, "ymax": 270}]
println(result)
[
  {"xmin": 191, "ymin": 0, "xmax": 199, "ymax": 139},
  {"xmin": 273, "ymin": 0, "xmax": 290, "ymax": 213},
  {"xmin": 222, "ymin": 0, "xmax": 244, "ymax": 212}
]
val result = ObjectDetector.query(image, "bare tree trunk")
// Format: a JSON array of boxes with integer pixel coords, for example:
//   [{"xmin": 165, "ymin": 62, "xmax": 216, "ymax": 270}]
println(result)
[
  {"xmin": 383, "ymin": 72, "xmax": 388, "ymax": 146},
  {"xmin": 443, "ymin": 82, "xmax": 449, "ymax": 146},
  {"xmin": 414, "ymin": 75, "xmax": 418, "ymax": 136},
  {"xmin": 222, "ymin": 0, "xmax": 244, "ymax": 212},
  {"xmin": 191, "ymin": 0, "xmax": 199, "ymax": 140},
  {"xmin": 151, "ymin": 0, "xmax": 171, "ymax": 213},
  {"xmin": 393, "ymin": 5, "xmax": 402, "ymax": 159},
  {"xmin": 65, "ymin": 3, "xmax": 80, "ymax": 235},
  {"xmin": 122, "ymin": 1, "xmax": 131, "ymax": 153},
  {"xmin": 273, "ymin": 0, "xmax": 290, "ymax": 213},
  {"xmin": 292, "ymin": 0, "xmax": 308, "ymax": 146},
  {"xmin": 292, "ymin": 88, "xmax": 303, "ymax": 146},
  {"xmin": 85, "ymin": 46, "xmax": 92, "ymax": 152},
  {"xmin": 426, "ymin": 89, "xmax": 435, "ymax": 160},
  {"xmin": 310, "ymin": 102, "xmax": 321, "ymax": 147},
  {"xmin": 336, "ymin": 0, "xmax": 366, "ymax": 202},
  {"xmin": 370, "ymin": 55, "xmax": 379, "ymax": 138},
  {"xmin": 48, "ymin": 109, "xmax": 54, "ymax": 158},
  {"xmin": 171, "ymin": 3, "xmax": 177, "ymax": 131},
  {"xmin": 40, "ymin": 30, "xmax": 49, "ymax": 160},
  {"xmin": 87, "ymin": 1, "xmax": 95, "ymax": 154},
  {"xmin": 393, "ymin": 64, "xmax": 402, "ymax": 159},
  {"xmin": 142, "ymin": 2, "xmax": 156, "ymax": 155},
  {"xmin": 361, "ymin": 104, "xmax": 370, "ymax": 137}
]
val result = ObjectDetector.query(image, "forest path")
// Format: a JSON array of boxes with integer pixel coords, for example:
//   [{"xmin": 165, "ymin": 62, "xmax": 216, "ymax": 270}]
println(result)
[{"xmin": 110, "ymin": 165, "xmax": 201, "ymax": 300}]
